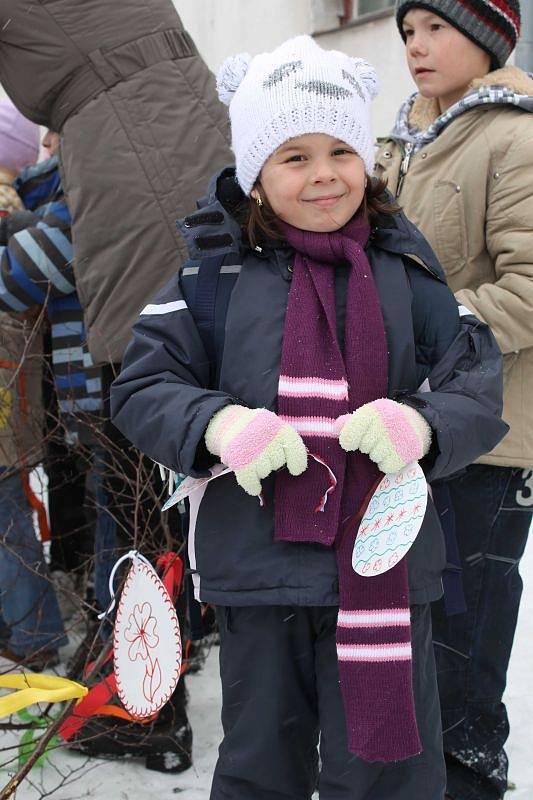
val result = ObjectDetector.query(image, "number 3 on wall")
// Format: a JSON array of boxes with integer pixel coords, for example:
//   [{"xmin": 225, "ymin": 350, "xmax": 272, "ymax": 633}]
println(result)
[{"xmin": 516, "ymin": 469, "xmax": 533, "ymax": 507}]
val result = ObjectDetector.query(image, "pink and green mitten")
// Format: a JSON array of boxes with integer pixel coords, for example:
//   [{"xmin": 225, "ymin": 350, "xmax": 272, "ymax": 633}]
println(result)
[
  {"xmin": 205, "ymin": 405, "xmax": 308, "ymax": 496},
  {"xmin": 336, "ymin": 398, "xmax": 432, "ymax": 474}
]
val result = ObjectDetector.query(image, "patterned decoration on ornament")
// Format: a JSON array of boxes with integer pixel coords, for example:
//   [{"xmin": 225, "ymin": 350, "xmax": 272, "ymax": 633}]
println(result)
[
  {"xmin": 353, "ymin": 462, "xmax": 428, "ymax": 577},
  {"xmin": 113, "ymin": 553, "xmax": 182, "ymax": 719}
]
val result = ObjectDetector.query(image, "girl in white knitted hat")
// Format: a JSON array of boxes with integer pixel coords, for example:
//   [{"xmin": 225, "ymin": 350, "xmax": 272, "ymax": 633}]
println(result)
[{"xmin": 111, "ymin": 34, "xmax": 507, "ymax": 799}]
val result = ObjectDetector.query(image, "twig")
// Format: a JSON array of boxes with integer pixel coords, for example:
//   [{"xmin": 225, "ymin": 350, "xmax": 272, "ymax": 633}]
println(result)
[
  {"xmin": 0, "ymin": 637, "xmax": 112, "ymax": 799},
  {"xmin": 0, "ymin": 697, "xmax": 76, "ymax": 800}
]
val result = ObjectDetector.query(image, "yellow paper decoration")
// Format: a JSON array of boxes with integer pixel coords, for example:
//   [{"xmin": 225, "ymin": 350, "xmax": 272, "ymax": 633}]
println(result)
[{"xmin": 0, "ymin": 673, "xmax": 88, "ymax": 717}]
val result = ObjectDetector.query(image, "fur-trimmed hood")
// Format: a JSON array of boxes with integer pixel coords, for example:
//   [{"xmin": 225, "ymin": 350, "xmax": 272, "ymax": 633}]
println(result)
[{"xmin": 392, "ymin": 65, "xmax": 533, "ymax": 146}]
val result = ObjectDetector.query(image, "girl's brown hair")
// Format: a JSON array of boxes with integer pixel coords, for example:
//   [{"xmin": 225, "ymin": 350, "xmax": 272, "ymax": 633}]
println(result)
[{"xmin": 241, "ymin": 176, "xmax": 400, "ymax": 249}]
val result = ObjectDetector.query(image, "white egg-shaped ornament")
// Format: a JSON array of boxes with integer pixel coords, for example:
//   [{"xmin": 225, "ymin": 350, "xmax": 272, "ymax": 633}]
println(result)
[
  {"xmin": 353, "ymin": 462, "xmax": 428, "ymax": 577},
  {"xmin": 113, "ymin": 555, "xmax": 182, "ymax": 719}
]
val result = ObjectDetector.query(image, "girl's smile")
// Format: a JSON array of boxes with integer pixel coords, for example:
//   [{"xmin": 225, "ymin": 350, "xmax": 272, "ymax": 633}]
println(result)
[{"xmin": 301, "ymin": 193, "xmax": 347, "ymax": 208}]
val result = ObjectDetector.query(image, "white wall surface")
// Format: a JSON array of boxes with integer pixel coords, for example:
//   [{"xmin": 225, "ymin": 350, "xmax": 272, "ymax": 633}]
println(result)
[
  {"xmin": 317, "ymin": 16, "xmax": 417, "ymax": 136},
  {"xmin": 176, "ymin": 1, "xmax": 313, "ymax": 74},
  {"xmin": 174, "ymin": 2, "xmax": 416, "ymax": 138}
]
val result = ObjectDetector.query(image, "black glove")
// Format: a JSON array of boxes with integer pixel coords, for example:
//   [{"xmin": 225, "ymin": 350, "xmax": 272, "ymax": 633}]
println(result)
[{"xmin": 0, "ymin": 210, "xmax": 39, "ymax": 245}]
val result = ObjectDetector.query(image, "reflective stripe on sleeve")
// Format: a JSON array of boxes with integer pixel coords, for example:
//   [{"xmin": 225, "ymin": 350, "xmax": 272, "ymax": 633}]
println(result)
[{"xmin": 140, "ymin": 300, "xmax": 188, "ymax": 315}]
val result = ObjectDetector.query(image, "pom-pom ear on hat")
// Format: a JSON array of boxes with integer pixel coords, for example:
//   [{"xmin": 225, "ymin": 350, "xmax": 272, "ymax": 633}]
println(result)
[
  {"xmin": 217, "ymin": 52, "xmax": 252, "ymax": 106},
  {"xmin": 350, "ymin": 58, "xmax": 379, "ymax": 100}
]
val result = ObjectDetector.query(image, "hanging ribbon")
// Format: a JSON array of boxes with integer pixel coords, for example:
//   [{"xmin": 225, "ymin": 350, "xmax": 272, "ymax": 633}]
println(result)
[
  {"xmin": 156, "ymin": 552, "xmax": 184, "ymax": 602},
  {"xmin": 0, "ymin": 674, "xmax": 87, "ymax": 718},
  {"xmin": 309, "ymin": 452, "xmax": 338, "ymax": 513}
]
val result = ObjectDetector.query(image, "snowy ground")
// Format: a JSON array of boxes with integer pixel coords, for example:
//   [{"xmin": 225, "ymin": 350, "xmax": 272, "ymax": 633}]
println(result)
[{"xmin": 2, "ymin": 535, "xmax": 532, "ymax": 799}]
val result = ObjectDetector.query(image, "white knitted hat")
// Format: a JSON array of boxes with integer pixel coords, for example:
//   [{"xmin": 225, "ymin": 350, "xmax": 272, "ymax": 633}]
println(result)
[{"xmin": 216, "ymin": 35, "xmax": 379, "ymax": 195}]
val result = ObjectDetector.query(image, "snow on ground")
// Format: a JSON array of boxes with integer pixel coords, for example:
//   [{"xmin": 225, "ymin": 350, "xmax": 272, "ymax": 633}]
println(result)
[
  {"xmin": 2, "ymin": 534, "xmax": 532, "ymax": 799},
  {"xmin": 1, "ymin": 642, "xmax": 222, "ymax": 800}
]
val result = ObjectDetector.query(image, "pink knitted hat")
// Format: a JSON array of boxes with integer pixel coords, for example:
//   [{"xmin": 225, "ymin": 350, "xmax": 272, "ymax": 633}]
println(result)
[{"xmin": 0, "ymin": 99, "xmax": 40, "ymax": 173}]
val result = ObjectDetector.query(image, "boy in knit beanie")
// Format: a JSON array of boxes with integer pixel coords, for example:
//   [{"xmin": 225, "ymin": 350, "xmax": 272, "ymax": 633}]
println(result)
[
  {"xmin": 377, "ymin": 3, "xmax": 531, "ymax": 799},
  {"xmin": 396, "ymin": 0, "xmax": 521, "ymax": 71}
]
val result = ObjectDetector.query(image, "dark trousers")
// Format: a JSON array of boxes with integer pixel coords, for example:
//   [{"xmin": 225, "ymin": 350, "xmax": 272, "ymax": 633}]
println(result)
[
  {"xmin": 432, "ymin": 465, "xmax": 532, "ymax": 800},
  {"xmin": 42, "ymin": 341, "xmax": 93, "ymax": 574},
  {"xmin": 45, "ymin": 440, "xmax": 94, "ymax": 573},
  {"xmin": 211, "ymin": 604, "xmax": 445, "ymax": 800}
]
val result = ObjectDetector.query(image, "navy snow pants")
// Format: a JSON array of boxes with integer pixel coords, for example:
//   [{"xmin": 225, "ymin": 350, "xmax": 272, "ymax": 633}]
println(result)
[{"xmin": 211, "ymin": 603, "xmax": 445, "ymax": 800}]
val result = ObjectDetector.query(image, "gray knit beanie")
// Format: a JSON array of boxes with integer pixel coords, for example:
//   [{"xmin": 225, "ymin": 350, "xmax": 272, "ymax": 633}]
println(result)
[{"xmin": 396, "ymin": 0, "xmax": 521, "ymax": 68}]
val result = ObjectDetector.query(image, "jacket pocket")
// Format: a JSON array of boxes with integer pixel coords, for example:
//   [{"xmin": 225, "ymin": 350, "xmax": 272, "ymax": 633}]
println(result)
[{"xmin": 433, "ymin": 181, "xmax": 467, "ymax": 277}]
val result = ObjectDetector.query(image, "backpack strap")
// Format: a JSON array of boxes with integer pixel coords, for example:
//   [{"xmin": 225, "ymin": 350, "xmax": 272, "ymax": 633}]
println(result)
[
  {"xmin": 180, "ymin": 254, "xmax": 241, "ymax": 386},
  {"xmin": 192, "ymin": 254, "xmax": 226, "ymax": 367}
]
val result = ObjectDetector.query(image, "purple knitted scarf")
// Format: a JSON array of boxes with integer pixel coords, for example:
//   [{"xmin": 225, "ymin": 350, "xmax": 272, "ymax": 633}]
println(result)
[{"xmin": 274, "ymin": 215, "xmax": 422, "ymax": 762}]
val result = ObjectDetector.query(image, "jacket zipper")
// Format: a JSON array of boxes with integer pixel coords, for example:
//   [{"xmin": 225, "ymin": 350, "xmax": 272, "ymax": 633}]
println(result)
[{"xmin": 397, "ymin": 142, "xmax": 413, "ymax": 197}]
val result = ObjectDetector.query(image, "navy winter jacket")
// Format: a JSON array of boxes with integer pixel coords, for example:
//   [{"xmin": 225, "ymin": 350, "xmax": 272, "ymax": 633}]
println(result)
[{"xmin": 111, "ymin": 169, "xmax": 508, "ymax": 607}]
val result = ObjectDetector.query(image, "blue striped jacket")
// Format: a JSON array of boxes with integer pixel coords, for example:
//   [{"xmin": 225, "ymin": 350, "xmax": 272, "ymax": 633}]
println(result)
[{"xmin": 0, "ymin": 157, "xmax": 102, "ymax": 420}]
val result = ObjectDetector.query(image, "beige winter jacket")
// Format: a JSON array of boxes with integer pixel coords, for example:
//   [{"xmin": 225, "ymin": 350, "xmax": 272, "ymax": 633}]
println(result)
[{"xmin": 376, "ymin": 66, "xmax": 533, "ymax": 469}]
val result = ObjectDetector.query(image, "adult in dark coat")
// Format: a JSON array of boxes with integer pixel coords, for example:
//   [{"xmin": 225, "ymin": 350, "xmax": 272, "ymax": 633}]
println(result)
[{"xmin": 0, "ymin": 0, "xmax": 232, "ymax": 364}]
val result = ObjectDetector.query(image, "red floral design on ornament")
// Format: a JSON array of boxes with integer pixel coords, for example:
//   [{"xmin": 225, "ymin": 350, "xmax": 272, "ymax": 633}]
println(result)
[
  {"xmin": 124, "ymin": 602, "xmax": 160, "ymax": 662},
  {"xmin": 124, "ymin": 602, "xmax": 162, "ymax": 703}
]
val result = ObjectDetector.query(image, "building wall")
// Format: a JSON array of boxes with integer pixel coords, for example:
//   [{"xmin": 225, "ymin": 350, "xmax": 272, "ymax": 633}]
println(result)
[
  {"xmin": 175, "ymin": 2, "xmax": 415, "ymax": 137},
  {"xmin": 316, "ymin": 15, "xmax": 416, "ymax": 136},
  {"xmin": 177, "ymin": 1, "xmax": 313, "ymax": 75},
  {"xmin": 516, "ymin": 0, "xmax": 533, "ymax": 71}
]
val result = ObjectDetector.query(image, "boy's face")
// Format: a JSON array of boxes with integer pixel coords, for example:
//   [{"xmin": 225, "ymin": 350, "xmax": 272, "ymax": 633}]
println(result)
[
  {"xmin": 402, "ymin": 9, "xmax": 491, "ymax": 106},
  {"xmin": 257, "ymin": 133, "xmax": 366, "ymax": 233}
]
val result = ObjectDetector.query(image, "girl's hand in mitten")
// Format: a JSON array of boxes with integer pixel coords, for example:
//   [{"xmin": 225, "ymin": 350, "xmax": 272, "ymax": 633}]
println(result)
[
  {"xmin": 205, "ymin": 405, "xmax": 308, "ymax": 496},
  {"xmin": 336, "ymin": 398, "xmax": 432, "ymax": 474}
]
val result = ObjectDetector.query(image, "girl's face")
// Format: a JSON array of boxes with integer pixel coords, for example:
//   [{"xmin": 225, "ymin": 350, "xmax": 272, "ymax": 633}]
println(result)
[
  {"xmin": 256, "ymin": 133, "xmax": 366, "ymax": 233},
  {"xmin": 402, "ymin": 9, "xmax": 491, "ymax": 112}
]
